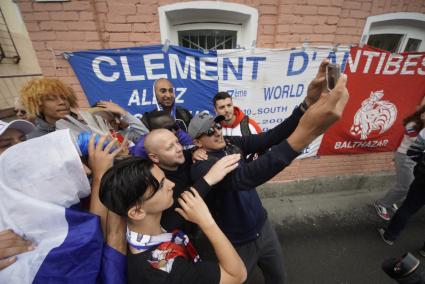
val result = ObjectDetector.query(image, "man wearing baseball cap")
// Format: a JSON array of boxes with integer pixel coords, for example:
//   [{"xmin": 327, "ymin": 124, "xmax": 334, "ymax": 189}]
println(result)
[
  {"xmin": 189, "ymin": 60, "xmax": 349, "ymax": 283},
  {"xmin": 0, "ymin": 119, "xmax": 35, "ymax": 155},
  {"xmin": 0, "ymin": 119, "xmax": 35, "ymax": 270}
]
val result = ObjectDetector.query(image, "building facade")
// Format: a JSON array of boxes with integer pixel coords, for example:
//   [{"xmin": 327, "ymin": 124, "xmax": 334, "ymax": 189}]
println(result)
[{"xmin": 3, "ymin": 0, "xmax": 425, "ymax": 181}]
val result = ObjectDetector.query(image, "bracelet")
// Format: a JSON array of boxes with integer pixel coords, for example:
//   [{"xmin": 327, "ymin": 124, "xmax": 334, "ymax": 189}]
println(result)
[{"xmin": 300, "ymin": 99, "xmax": 309, "ymax": 112}]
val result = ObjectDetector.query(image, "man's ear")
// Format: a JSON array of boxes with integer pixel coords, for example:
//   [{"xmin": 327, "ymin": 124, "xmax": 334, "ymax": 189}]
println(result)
[
  {"xmin": 128, "ymin": 205, "xmax": 146, "ymax": 221},
  {"xmin": 193, "ymin": 138, "xmax": 203, "ymax": 148},
  {"xmin": 148, "ymin": 153, "xmax": 159, "ymax": 164}
]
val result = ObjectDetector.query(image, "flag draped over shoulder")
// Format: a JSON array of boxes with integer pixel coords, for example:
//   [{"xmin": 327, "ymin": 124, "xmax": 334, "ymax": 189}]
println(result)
[{"xmin": 0, "ymin": 130, "xmax": 125, "ymax": 284}]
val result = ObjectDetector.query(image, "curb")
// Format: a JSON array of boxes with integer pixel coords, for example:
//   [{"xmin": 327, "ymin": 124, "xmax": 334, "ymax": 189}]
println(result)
[{"xmin": 257, "ymin": 171, "xmax": 395, "ymax": 198}]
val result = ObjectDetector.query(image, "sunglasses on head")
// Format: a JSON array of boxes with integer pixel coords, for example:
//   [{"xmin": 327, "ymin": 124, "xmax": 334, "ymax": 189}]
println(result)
[
  {"xmin": 159, "ymin": 88, "xmax": 174, "ymax": 94},
  {"xmin": 202, "ymin": 123, "xmax": 222, "ymax": 137},
  {"xmin": 164, "ymin": 123, "xmax": 179, "ymax": 132}
]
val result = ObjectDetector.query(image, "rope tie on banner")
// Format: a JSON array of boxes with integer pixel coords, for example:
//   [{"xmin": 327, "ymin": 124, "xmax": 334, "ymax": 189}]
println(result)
[
  {"xmin": 162, "ymin": 39, "xmax": 171, "ymax": 53},
  {"xmin": 301, "ymin": 39, "xmax": 309, "ymax": 51},
  {"xmin": 249, "ymin": 40, "xmax": 256, "ymax": 54},
  {"xmin": 46, "ymin": 46, "xmax": 76, "ymax": 62}
]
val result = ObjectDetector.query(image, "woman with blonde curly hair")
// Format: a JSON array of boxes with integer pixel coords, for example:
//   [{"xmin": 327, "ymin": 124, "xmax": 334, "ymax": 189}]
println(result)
[{"xmin": 20, "ymin": 78, "xmax": 79, "ymax": 139}]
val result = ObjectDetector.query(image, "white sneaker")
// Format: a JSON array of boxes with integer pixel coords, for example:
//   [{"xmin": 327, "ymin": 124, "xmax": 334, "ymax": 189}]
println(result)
[
  {"xmin": 374, "ymin": 202, "xmax": 390, "ymax": 221},
  {"xmin": 390, "ymin": 204, "xmax": 399, "ymax": 213}
]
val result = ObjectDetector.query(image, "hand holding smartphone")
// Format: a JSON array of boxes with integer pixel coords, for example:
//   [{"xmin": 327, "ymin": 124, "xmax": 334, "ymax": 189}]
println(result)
[{"xmin": 326, "ymin": 64, "xmax": 341, "ymax": 91}]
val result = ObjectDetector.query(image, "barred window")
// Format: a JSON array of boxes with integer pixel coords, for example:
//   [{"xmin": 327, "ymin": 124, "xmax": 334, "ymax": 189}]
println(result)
[{"xmin": 178, "ymin": 30, "xmax": 237, "ymax": 51}]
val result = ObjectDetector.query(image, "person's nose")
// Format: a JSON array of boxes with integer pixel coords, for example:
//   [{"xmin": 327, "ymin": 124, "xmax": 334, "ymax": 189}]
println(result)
[{"xmin": 57, "ymin": 96, "xmax": 66, "ymax": 105}]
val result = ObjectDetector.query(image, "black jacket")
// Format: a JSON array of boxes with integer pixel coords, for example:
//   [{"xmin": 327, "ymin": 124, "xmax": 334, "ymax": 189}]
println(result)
[
  {"xmin": 142, "ymin": 106, "xmax": 193, "ymax": 132},
  {"xmin": 190, "ymin": 107, "xmax": 304, "ymax": 244}
]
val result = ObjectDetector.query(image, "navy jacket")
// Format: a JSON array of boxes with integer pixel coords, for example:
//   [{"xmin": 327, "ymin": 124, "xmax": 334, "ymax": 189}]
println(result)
[{"xmin": 191, "ymin": 107, "xmax": 303, "ymax": 244}]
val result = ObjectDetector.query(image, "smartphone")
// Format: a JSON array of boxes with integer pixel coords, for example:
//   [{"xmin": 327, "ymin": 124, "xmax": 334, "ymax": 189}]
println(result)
[{"xmin": 326, "ymin": 64, "xmax": 341, "ymax": 91}]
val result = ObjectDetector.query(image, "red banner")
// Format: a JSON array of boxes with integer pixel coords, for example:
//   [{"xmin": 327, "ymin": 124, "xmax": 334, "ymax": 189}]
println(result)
[{"xmin": 318, "ymin": 45, "xmax": 425, "ymax": 155}]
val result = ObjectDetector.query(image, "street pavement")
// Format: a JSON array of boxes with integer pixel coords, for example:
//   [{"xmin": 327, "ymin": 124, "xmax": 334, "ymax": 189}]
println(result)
[{"xmin": 248, "ymin": 188, "xmax": 425, "ymax": 284}]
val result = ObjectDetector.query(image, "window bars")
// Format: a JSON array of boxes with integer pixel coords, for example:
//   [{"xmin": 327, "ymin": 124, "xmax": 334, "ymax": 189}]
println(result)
[{"xmin": 178, "ymin": 30, "xmax": 237, "ymax": 51}]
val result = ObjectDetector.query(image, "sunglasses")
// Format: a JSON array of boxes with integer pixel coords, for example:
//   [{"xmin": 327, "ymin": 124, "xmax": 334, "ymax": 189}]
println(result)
[
  {"xmin": 202, "ymin": 123, "xmax": 222, "ymax": 137},
  {"xmin": 14, "ymin": 109, "xmax": 26, "ymax": 115},
  {"xmin": 159, "ymin": 88, "xmax": 174, "ymax": 94}
]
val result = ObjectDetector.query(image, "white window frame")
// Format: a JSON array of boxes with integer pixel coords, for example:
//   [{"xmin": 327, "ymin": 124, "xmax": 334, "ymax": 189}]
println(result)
[
  {"xmin": 360, "ymin": 12, "xmax": 425, "ymax": 52},
  {"xmin": 158, "ymin": 1, "xmax": 258, "ymax": 50}
]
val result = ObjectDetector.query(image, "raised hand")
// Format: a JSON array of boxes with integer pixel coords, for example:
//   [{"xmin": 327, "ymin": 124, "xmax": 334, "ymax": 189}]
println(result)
[
  {"xmin": 192, "ymin": 147, "xmax": 208, "ymax": 162},
  {"xmin": 95, "ymin": 101, "xmax": 127, "ymax": 116},
  {"xmin": 288, "ymin": 74, "xmax": 349, "ymax": 152},
  {"xmin": 175, "ymin": 187, "xmax": 215, "ymax": 229},
  {"xmin": 203, "ymin": 154, "xmax": 241, "ymax": 186},
  {"xmin": 87, "ymin": 134, "xmax": 126, "ymax": 180},
  {"xmin": 305, "ymin": 59, "xmax": 330, "ymax": 107}
]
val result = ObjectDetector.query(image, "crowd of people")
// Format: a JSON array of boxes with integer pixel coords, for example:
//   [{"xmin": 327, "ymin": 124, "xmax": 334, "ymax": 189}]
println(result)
[{"xmin": 0, "ymin": 57, "xmax": 422, "ymax": 283}]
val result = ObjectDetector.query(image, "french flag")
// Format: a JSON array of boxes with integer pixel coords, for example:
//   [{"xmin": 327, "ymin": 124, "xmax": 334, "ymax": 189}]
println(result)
[{"xmin": 0, "ymin": 130, "xmax": 125, "ymax": 283}]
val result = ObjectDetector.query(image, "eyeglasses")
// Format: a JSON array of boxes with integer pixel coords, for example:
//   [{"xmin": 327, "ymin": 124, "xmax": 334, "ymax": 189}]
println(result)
[
  {"xmin": 202, "ymin": 123, "xmax": 222, "ymax": 137},
  {"xmin": 159, "ymin": 88, "xmax": 174, "ymax": 94},
  {"xmin": 14, "ymin": 109, "xmax": 26, "ymax": 115}
]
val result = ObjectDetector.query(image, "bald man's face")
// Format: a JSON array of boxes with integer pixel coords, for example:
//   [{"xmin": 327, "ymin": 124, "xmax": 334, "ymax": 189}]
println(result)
[
  {"xmin": 154, "ymin": 79, "xmax": 175, "ymax": 109},
  {"xmin": 146, "ymin": 130, "xmax": 185, "ymax": 170}
]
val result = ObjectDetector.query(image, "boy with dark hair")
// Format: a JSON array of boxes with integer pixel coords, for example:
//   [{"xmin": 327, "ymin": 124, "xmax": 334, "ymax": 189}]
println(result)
[{"xmin": 99, "ymin": 157, "xmax": 246, "ymax": 284}]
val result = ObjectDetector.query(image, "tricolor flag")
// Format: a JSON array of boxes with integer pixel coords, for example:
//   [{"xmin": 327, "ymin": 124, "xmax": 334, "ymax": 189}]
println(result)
[{"xmin": 0, "ymin": 130, "xmax": 125, "ymax": 283}]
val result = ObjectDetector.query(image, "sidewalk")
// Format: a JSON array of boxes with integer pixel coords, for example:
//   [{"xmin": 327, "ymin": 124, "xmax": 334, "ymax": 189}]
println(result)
[{"xmin": 258, "ymin": 171, "xmax": 397, "ymax": 225}]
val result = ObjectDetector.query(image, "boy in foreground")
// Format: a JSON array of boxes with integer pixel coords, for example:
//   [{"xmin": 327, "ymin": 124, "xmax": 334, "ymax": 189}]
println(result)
[{"xmin": 99, "ymin": 158, "xmax": 247, "ymax": 284}]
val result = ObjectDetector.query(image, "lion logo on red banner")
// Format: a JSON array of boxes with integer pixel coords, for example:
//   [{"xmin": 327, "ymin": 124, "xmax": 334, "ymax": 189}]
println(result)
[{"xmin": 350, "ymin": 90, "xmax": 397, "ymax": 140}]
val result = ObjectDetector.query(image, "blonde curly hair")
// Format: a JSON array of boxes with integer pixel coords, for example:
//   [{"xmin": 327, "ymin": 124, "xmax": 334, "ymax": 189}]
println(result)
[{"xmin": 20, "ymin": 78, "xmax": 78, "ymax": 118}]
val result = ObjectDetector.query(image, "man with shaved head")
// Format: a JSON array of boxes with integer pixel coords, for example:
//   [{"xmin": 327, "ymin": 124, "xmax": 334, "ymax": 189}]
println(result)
[
  {"xmin": 145, "ymin": 129, "xmax": 186, "ymax": 171},
  {"xmin": 142, "ymin": 78, "xmax": 193, "ymax": 132},
  {"xmin": 144, "ymin": 128, "xmax": 240, "ymax": 233}
]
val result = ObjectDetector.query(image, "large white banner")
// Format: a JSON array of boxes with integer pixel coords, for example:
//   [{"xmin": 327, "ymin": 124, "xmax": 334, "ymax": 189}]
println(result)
[
  {"xmin": 68, "ymin": 45, "xmax": 350, "ymax": 158},
  {"xmin": 217, "ymin": 47, "xmax": 349, "ymax": 157}
]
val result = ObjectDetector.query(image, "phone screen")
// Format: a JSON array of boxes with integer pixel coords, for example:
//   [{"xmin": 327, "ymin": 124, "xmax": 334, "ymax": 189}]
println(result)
[{"xmin": 326, "ymin": 64, "xmax": 341, "ymax": 91}]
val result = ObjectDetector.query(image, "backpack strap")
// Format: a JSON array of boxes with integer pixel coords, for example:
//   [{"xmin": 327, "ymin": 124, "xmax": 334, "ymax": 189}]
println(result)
[{"xmin": 240, "ymin": 115, "xmax": 251, "ymax": 136}]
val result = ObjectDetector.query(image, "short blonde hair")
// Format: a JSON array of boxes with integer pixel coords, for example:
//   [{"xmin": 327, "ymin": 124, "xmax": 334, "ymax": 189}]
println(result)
[{"xmin": 20, "ymin": 78, "xmax": 78, "ymax": 118}]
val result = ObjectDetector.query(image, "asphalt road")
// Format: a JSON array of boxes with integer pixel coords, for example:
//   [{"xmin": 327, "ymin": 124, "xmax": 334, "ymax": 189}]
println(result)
[{"xmin": 249, "ymin": 189, "xmax": 425, "ymax": 284}]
